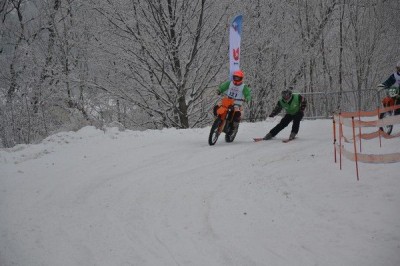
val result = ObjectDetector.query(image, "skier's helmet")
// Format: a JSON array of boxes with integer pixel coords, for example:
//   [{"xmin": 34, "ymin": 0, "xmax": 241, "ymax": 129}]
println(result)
[
  {"xmin": 282, "ymin": 89, "xmax": 293, "ymax": 102},
  {"xmin": 232, "ymin": 70, "xmax": 244, "ymax": 86}
]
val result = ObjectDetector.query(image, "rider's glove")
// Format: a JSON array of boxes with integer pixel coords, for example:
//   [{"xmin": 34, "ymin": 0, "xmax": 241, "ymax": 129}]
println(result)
[
  {"xmin": 268, "ymin": 114, "xmax": 274, "ymax": 118},
  {"xmin": 216, "ymin": 89, "xmax": 221, "ymax": 95}
]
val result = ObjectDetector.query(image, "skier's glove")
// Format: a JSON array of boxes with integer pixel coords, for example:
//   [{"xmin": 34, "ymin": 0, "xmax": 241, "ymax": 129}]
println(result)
[
  {"xmin": 377, "ymin": 84, "xmax": 386, "ymax": 91},
  {"xmin": 216, "ymin": 89, "xmax": 221, "ymax": 95},
  {"xmin": 268, "ymin": 114, "xmax": 274, "ymax": 118}
]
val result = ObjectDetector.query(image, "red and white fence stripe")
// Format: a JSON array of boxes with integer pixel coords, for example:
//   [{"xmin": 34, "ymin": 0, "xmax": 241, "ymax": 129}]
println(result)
[{"xmin": 332, "ymin": 105, "xmax": 400, "ymax": 180}]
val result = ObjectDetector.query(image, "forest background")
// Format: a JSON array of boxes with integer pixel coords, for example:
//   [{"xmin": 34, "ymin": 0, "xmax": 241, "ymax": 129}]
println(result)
[{"xmin": 1, "ymin": 0, "xmax": 399, "ymax": 148}]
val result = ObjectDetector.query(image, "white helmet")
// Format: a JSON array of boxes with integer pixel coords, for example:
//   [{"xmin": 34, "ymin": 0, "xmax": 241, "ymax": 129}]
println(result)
[{"xmin": 388, "ymin": 87, "xmax": 399, "ymax": 98}]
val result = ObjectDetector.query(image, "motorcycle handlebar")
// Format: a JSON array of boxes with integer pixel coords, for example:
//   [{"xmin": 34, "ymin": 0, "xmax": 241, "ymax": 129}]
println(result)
[{"xmin": 226, "ymin": 96, "xmax": 244, "ymax": 101}]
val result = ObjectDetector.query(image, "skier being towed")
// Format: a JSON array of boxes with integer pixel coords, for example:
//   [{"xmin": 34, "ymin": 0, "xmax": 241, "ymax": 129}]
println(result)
[{"xmin": 262, "ymin": 88, "xmax": 307, "ymax": 141}]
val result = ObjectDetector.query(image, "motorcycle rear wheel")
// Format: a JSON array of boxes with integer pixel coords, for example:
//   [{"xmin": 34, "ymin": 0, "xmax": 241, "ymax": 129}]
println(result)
[
  {"xmin": 209, "ymin": 117, "xmax": 222, "ymax": 145},
  {"xmin": 379, "ymin": 111, "xmax": 393, "ymax": 135}
]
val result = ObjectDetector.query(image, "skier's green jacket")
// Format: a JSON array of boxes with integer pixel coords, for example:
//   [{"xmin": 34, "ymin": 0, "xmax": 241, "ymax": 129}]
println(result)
[{"xmin": 270, "ymin": 93, "xmax": 307, "ymax": 116}]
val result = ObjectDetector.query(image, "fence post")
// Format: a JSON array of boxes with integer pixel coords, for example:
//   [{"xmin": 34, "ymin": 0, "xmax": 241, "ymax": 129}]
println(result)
[
  {"xmin": 377, "ymin": 106, "xmax": 382, "ymax": 148},
  {"xmin": 358, "ymin": 111, "xmax": 362, "ymax": 153},
  {"xmin": 339, "ymin": 113, "xmax": 343, "ymax": 170},
  {"xmin": 351, "ymin": 117, "xmax": 360, "ymax": 181},
  {"xmin": 333, "ymin": 117, "xmax": 337, "ymax": 163}
]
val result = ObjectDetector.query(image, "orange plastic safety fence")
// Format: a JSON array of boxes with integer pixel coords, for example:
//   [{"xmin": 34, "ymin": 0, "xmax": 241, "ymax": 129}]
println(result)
[
  {"xmin": 338, "ymin": 104, "xmax": 400, "ymax": 118},
  {"xmin": 340, "ymin": 115, "xmax": 400, "ymax": 128},
  {"xmin": 336, "ymin": 144, "xmax": 400, "ymax": 163},
  {"xmin": 333, "ymin": 107, "xmax": 400, "ymax": 167}
]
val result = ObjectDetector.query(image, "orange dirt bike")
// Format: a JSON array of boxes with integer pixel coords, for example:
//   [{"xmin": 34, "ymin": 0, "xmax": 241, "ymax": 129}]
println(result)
[
  {"xmin": 208, "ymin": 97, "xmax": 243, "ymax": 146},
  {"xmin": 379, "ymin": 87, "xmax": 400, "ymax": 135}
]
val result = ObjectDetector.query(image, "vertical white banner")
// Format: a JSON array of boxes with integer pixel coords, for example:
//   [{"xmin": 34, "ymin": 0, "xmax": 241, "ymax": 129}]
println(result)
[{"xmin": 229, "ymin": 15, "xmax": 243, "ymax": 79}]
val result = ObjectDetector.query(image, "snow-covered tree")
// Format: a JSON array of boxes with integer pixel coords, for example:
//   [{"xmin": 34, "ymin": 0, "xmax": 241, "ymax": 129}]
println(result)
[
  {"xmin": 87, "ymin": 0, "xmax": 229, "ymax": 129},
  {"xmin": 1, "ymin": 0, "xmax": 399, "ymax": 147}
]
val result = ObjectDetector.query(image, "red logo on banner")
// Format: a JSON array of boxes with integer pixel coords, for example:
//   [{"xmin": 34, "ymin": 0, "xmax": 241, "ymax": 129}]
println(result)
[{"xmin": 233, "ymin": 48, "xmax": 240, "ymax": 61}]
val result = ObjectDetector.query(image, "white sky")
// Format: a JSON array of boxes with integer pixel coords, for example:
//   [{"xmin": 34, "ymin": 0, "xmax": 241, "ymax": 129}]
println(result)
[{"xmin": 1, "ymin": 119, "xmax": 399, "ymax": 266}]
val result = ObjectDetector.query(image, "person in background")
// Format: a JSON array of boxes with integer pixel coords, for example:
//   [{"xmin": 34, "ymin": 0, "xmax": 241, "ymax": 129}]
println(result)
[
  {"xmin": 378, "ymin": 60, "xmax": 400, "ymax": 90},
  {"xmin": 262, "ymin": 88, "xmax": 307, "ymax": 141},
  {"xmin": 214, "ymin": 69, "xmax": 252, "ymax": 129},
  {"xmin": 378, "ymin": 61, "xmax": 400, "ymax": 105}
]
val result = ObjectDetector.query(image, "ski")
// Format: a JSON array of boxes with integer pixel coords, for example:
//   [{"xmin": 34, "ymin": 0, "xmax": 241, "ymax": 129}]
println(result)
[
  {"xmin": 254, "ymin": 137, "xmax": 295, "ymax": 143},
  {"xmin": 282, "ymin": 138, "xmax": 295, "ymax": 143}
]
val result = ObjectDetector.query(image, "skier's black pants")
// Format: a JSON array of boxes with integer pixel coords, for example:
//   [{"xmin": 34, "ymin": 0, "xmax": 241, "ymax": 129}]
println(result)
[{"xmin": 270, "ymin": 112, "xmax": 303, "ymax": 137}]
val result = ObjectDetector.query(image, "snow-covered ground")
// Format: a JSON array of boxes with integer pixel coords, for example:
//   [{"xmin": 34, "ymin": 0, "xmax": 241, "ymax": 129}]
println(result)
[{"xmin": 1, "ymin": 119, "xmax": 399, "ymax": 266}]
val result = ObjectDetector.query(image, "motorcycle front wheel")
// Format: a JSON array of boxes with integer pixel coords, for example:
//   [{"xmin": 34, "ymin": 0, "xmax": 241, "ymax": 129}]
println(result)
[
  {"xmin": 379, "ymin": 111, "xmax": 393, "ymax": 135},
  {"xmin": 225, "ymin": 122, "xmax": 239, "ymax": 143},
  {"xmin": 209, "ymin": 117, "xmax": 222, "ymax": 145}
]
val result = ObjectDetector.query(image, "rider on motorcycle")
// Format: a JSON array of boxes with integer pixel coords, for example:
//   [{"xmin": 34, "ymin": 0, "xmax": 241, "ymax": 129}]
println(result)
[
  {"xmin": 213, "ymin": 70, "xmax": 252, "ymax": 129},
  {"xmin": 378, "ymin": 60, "xmax": 400, "ymax": 106}
]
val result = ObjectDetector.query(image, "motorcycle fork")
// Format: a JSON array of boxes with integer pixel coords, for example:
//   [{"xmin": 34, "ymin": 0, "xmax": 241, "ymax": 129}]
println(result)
[
  {"xmin": 217, "ymin": 109, "xmax": 228, "ymax": 134},
  {"xmin": 216, "ymin": 105, "xmax": 235, "ymax": 134},
  {"xmin": 218, "ymin": 120, "xmax": 226, "ymax": 134},
  {"xmin": 223, "ymin": 107, "xmax": 235, "ymax": 133},
  {"xmin": 217, "ymin": 108, "xmax": 231, "ymax": 134}
]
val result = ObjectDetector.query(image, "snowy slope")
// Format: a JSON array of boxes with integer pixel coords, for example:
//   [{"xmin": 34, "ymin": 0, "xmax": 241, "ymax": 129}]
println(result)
[{"xmin": 1, "ymin": 119, "xmax": 399, "ymax": 266}]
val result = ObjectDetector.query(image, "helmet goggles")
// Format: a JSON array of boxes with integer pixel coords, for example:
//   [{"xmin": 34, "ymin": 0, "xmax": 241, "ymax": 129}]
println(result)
[
  {"xmin": 233, "ymin": 75, "xmax": 243, "ymax": 81},
  {"xmin": 232, "ymin": 70, "xmax": 244, "ymax": 85}
]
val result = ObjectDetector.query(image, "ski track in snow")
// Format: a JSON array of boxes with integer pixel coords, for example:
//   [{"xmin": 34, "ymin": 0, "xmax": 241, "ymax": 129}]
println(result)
[{"xmin": 1, "ymin": 120, "xmax": 400, "ymax": 266}]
